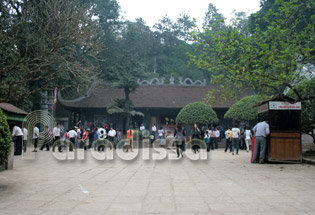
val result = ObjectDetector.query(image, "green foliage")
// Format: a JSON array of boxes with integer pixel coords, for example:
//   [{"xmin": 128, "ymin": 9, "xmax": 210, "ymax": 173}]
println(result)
[
  {"xmin": 224, "ymin": 95, "xmax": 267, "ymax": 122},
  {"xmin": 176, "ymin": 102, "xmax": 218, "ymax": 125},
  {"xmin": 288, "ymin": 78, "xmax": 315, "ymax": 143},
  {"xmin": 1, "ymin": 0, "xmax": 212, "ymax": 109},
  {"xmin": 203, "ymin": 3, "xmax": 225, "ymax": 31},
  {"xmin": 0, "ymin": 0, "xmax": 102, "ymax": 106},
  {"xmin": 0, "ymin": 108, "xmax": 12, "ymax": 165},
  {"xmin": 191, "ymin": 0, "xmax": 315, "ymax": 103},
  {"xmin": 107, "ymin": 99, "xmax": 144, "ymax": 117}
]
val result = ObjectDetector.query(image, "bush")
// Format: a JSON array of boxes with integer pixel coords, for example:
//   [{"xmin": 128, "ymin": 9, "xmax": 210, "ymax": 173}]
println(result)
[
  {"xmin": 224, "ymin": 95, "xmax": 266, "ymax": 122},
  {"xmin": 176, "ymin": 102, "xmax": 218, "ymax": 125},
  {"xmin": 0, "ymin": 108, "xmax": 12, "ymax": 165}
]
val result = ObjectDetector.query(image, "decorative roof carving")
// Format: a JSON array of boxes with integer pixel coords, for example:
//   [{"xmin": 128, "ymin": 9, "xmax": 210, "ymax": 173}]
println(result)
[
  {"xmin": 137, "ymin": 77, "xmax": 165, "ymax": 85},
  {"xmin": 137, "ymin": 77, "xmax": 207, "ymax": 86},
  {"xmin": 178, "ymin": 77, "xmax": 206, "ymax": 86}
]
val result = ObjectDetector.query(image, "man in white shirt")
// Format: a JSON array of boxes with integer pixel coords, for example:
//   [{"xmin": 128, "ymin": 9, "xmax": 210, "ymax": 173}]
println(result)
[
  {"xmin": 53, "ymin": 123, "xmax": 61, "ymax": 142},
  {"xmin": 67, "ymin": 127, "xmax": 77, "ymax": 151},
  {"xmin": 12, "ymin": 124, "xmax": 23, "ymax": 155},
  {"xmin": 140, "ymin": 123, "xmax": 145, "ymax": 131},
  {"xmin": 33, "ymin": 125, "xmax": 39, "ymax": 152},
  {"xmin": 252, "ymin": 120, "xmax": 270, "ymax": 164},
  {"xmin": 151, "ymin": 124, "xmax": 157, "ymax": 132},
  {"xmin": 108, "ymin": 127, "xmax": 116, "ymax": 142},
  {"xmin": 231, "ymin": 123, "xmax": 241, "ymax": 155},
  {"xmin": 108, "ymin": 126, "xmax": 116, "ymax": 150},
  {"xmin": 214, "ymin": 127, "xmax": 220, "ymax": 149},
  {"xmin": 151, "ymin": 124, "xmax": 157, "ymax": 144}
]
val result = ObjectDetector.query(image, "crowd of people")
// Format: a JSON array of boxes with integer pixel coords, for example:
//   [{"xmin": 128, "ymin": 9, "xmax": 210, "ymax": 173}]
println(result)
[{"xmin": 10, "ymin": 119, "xmax": 270, "ymax": 163}]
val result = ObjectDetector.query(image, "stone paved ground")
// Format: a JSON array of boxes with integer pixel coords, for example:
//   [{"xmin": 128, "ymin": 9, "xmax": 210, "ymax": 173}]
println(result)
[{"xmin": 0, "ymin": 148, "xmax": 315, "ymax": 215}]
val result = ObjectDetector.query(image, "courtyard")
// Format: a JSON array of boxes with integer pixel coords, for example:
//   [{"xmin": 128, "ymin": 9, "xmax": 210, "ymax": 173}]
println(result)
[{"xmin": 1, "ymin": 149, "xmax": 315, "ymax": 215}]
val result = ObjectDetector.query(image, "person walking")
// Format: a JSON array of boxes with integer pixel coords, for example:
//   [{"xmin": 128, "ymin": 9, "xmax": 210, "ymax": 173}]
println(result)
[
  {"xmin": 224, "ymin": 128, "xmax": 232, "ymax": 153},
  {"xmin": 117, "ymin": 129, "xmax": 122, "ymax": 143},
  {"xmin": 158, "ymin": 126, "xmax": 164, "ymax": 145},
  {"xmin": 12, "ymin": 124, "xmax": 23, "ymax": 155},
  {"xmin": 40, "ymin": 126, "xmax": 51, "ymax": 151},
  {"xmin": 240, "ymin": 128, "xmax": 246, "ymax": 150},
  {"xmin": 151, "ymin": 123, "xmax": 157, "ymax": 144},
  {"xmin": 204, "ymin": 130, "xmax": 211, "ymax": 152},
  {"xmin": 67, "ymin": 127, "xmax": 77, "ymax": 151},
  {"xmin": 214, "ymin": 127, "xmax": 220, "ymax": 149},
  {"xmin": 53, "ymin": 123, "xmax": 61, "ymax": 145},
  {"xmin": 181, "ymin": 127, "xmax": 187, "ymax": 152},
  {"xmin": 140, "ymin": 123, "xmax": 145, "ymax": 131},
  {"xmin": 81, "ymin": 128, "xmax": 88, "ymax": 150},
  {"xmin": 97, "ymin": 127, "xmax": 106, "ymax": 151},
  {"xmin": 33, "ymin": 125, "xmax": 39, "ymax": 152},
  {"xmin": 126, "ymin": 127, "xmax": 134, "ymax": 152},
  {"xmin": 76, "ymin": 128, "xmax": 82, "ymax": 148},
  {"xmin": 108, "ymin": 126, "xmax": 116, "ymax": 149},
  {"xmin": 252, "ymin": 120, "xmax": 270, "ymax": 164},
  {"xmin": 245, "ymin": 127, "xmax": 252, "ymax": 152},
  {"xmin": 209, "ymin": 127, "xmax": 215, "ymax": 150},
  {"xmin": 190, "ymin": 123, "xmax": 201, "ymax": 153},
  {"xmin": 217, "ymin": 125, "xmax": 223, "ymax": 143},
  {"xmin": 231, "ymin": 123, "xmax": 241, "ymax": 155},
  {"xmin": 93, "ymin": 127, "xmax": 98, "ymax": 151},
  {"xmin": 97, "ymin": 126, "xmax": 106, "ymax": 140},
  {"xmin": 174, "ymin": 124, "xmax": 185, "ymax": 157},
  {"xmin": 87, "ymin": 128, "xmax": 94, "ymax": 149}
]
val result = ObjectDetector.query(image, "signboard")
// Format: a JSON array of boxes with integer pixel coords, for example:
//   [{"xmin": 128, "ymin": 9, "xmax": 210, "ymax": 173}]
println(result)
[
  {"xmin": 258, "ymin": 103, "xmax": 269, "ymax": 113},
  {"xmin": 269, "ymin": 101, "xmax": 302, "ymax": 110}
]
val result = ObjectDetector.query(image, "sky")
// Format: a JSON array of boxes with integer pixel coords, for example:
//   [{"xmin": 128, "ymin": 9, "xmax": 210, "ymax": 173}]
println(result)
[{"xmin": 117, "ymin": 0, "xmax": 261, "ymax": 28}]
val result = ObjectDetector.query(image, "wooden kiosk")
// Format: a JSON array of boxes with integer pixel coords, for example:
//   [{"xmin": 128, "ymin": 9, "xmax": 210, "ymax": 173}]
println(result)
[{"xmin": 256, "ymin": 96, "xmax": 302, "ymax": 162}]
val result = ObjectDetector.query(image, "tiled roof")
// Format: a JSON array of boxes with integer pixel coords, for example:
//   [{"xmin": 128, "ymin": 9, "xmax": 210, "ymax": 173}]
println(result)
[
  {"xmin": 0, "ymin": 103, "xmax": 28, "ymax": 115},
  {"xmin": 59, "ymin": 84, "xmax": 238, "ymax": 109}
]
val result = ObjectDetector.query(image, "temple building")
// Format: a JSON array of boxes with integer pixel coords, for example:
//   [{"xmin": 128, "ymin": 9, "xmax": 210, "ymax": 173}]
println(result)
[{"xmin": 57, "ymin": 77, "xmax": 239, "ymax": 130}]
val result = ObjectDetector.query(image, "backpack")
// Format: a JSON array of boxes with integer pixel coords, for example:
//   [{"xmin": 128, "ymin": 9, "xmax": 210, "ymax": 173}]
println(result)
[
  {"xmin": 205, "ymin": 135, "xmax": 210, "ymax": 143},
  {"xmin": 175, "ymin": 128, "xmax": 183, "ymax": 140}
]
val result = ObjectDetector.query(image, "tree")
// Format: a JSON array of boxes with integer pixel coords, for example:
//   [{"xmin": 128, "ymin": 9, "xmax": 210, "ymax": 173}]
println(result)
[
  {"xmin": 107, "ymin": 28, "xmax": 146, "ymax": 132},
  {"xmin": 288, "ymin": 78, "xmax": 315, "ymax": 144},
  {"xmin": 224, "ymin": 95, "xmax": 267, "ymax": 123},
  {"xmin": 0, "ymin": 108, "xmax": 12, "ymax": 165},
  {"xmin": 176, "ymin": 102, "xmax": 218, "ymax": 125},
  {"xmin": 202, "ymin": 3, "xmax": 225, "ymax": 31},
  {"xmin": 191, "ymin": 0, "xmax": 315, "ymax": 103},
  {"xmin": 90, "ymin": 0, "xmax": 123, "ymax": 82},
  {"xmin": 177, "ymin": 12, "xmax": 196, "ymax": 41},
  {"xmin": 107, "ymin": 98, "xmax": 144, "ymax": 131},
  {"xmin": 0, "ymin": 0, "xmax": 102, "ymax": 106}
]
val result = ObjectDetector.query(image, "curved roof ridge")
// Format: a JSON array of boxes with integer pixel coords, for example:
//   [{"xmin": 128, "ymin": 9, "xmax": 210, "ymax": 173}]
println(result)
[{"xmin": 58, "ymin": 81, "xmax": 112, "ymax": 103}]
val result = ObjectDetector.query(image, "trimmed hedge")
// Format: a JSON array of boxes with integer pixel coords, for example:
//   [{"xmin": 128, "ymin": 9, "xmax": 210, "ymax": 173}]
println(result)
[
  {"xmin": 224, "ymin": 95, "xmax": 266, "ymax": 121},
  {"xmin": 176, "ymin": 102, "xmax": 218, "ymax": 125}
]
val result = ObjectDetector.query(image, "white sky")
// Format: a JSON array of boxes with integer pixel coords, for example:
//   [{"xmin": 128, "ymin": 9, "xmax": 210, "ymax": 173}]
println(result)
[{"xmin": 117, "ymin": 0, "xmax": 261, "ymax": 28}]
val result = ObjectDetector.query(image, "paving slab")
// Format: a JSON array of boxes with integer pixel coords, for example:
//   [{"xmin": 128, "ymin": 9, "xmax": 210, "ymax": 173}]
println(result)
[{"xmin": 0, "ymin": 148, "xmax": 315, "ymax": 215}]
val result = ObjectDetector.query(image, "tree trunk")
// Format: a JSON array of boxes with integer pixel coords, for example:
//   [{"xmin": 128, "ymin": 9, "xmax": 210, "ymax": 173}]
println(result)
[{"xmin": 124, "ymin": 87, "xmax": 131, "ymax": 132}]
